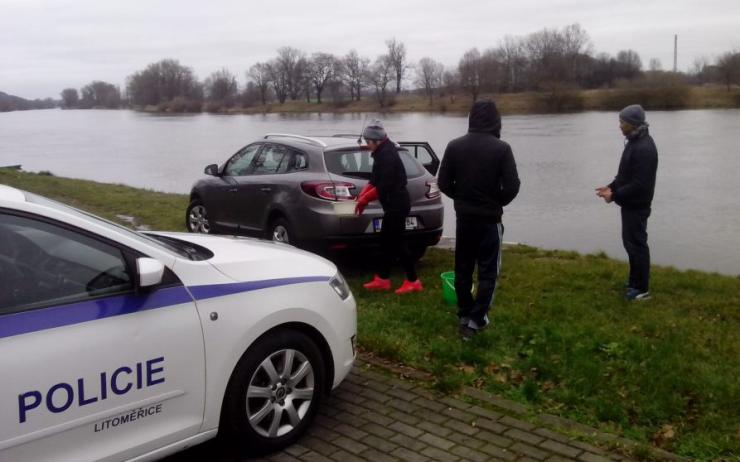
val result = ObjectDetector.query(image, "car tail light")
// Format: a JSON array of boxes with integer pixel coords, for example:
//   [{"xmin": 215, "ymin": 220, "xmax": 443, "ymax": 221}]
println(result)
[
  {"xmin": 426, "ymin": 180, "xmax": 441, "ymax": 199},
  {"xmin": 301, "ymin": 181, "xmax": 357, "ymax": 201}
]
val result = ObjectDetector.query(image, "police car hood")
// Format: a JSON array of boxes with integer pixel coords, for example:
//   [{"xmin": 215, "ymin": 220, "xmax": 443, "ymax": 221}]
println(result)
[{"xmin": 149, "ymin": 232, "xmax": 337, "ymax": 281}]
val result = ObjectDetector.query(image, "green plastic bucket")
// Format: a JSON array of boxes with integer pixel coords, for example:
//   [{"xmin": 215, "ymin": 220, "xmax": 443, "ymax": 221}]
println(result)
[{"xmin": 440, "ymin": 271, "xmax": 457, "ymax": 305}]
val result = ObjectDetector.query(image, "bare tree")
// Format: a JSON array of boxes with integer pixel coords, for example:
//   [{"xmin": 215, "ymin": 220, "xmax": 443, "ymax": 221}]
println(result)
[
  {"xmin": 266, "ymin": 59, "xmax": 289, "ymax": 104},
  {"xmin": 458, "ymin": 48, "xmax": 483, "ymax": 101},
  {"xmin": 386, "ymin": 38, "xmax": 407, "ymax": 94},
  {"xmin": 615, "ymin": 50, "xmax": 642, "ymax": 80},
  {"xmin": 649, "ymin": 58, "xmax": 663, "ymax": 72},
  {"xmin": 716, "ymin": 51, "xmax": 740, "ymax": 91},
  {"xmin": 341, "ymin": 50, "xmax": 369, "ymax": 101},
  {"xmin": 60, "ymin": 88, "xmax": 79, "ymax": 108},
  {"xmin": 204, "ymin": 68, "xmax": 238, "ymax": 107},
  {"xmin": 442, "ymin": 69, "xmax": 459, "ymax": 101},
  {"xmin": 247, "ymin": 63, "xmax": 271, "ymax": 105},
  {"xmin": 126, "ymin": 59, "xmax": 202, "ymax": 106},
  {"xmin": 415, "ymin": 57, "xmax": 444, "ymax": 103},
  {"xmin": 272, "ymin": 47, "xmax": 306, "ymax": 101},
  {"xmin": 480, "ymin": 48, "xmax": 504, "ymax": 93},
  {"xmin": 80, "ymin": 81, "xmax": 121, "ymax": 109},
  {"xmin": 368, "ymin": 55, "xmax": 394, "ymax": 107},
  {"xmin": 308, "ymin": 53, "xmax": 337, "ymax": 104},
  {"xmin": 498, "ymin": 35, "xmax": 527, "ymax": 92}
]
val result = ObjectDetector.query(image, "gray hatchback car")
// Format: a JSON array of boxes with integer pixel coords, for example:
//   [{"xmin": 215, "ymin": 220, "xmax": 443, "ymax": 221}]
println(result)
[{"xmin": 186, "ymin": 134, "xmax": 444, "ymax": 256}]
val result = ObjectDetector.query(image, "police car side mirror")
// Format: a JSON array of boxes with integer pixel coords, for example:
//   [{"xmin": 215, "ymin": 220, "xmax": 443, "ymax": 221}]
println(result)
[
  {"xmin": 137, "ymin": 258, "xmax": 165, "ymax": 288},
  {"xmin": 204, "ymin": 164, "xmax": 219, "ymax": 176}
]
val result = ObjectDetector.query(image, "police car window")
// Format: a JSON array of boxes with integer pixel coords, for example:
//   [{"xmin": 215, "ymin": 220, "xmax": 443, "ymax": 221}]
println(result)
[
  {"xmin": 224, "ymin": 144, "xmax": 260, "ymax": 176},
  {"xmin": 0, "ymin": 213, "xmax": 134, "ymax": 316},
  {"xmin": 324, "ymin": 148, "xmax": 424, "ymax": 179}
]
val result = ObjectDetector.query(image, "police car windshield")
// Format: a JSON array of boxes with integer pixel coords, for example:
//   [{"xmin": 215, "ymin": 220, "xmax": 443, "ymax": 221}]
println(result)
[{"xmin": 25, "ymin": 192, "xmax": 188, "ymax": 258}]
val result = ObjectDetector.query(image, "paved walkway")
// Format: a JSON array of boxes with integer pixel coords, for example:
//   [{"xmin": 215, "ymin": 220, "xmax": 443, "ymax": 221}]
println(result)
[{"xmin": 171, "ymin": 357, "xmax": 685, "ymax": 462}]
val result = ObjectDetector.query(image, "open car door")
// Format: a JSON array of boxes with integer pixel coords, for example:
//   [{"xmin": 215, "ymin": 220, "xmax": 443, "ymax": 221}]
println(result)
[{"xmin": 398, "ymin": 142, "xmax": 440, "ymax": 176}]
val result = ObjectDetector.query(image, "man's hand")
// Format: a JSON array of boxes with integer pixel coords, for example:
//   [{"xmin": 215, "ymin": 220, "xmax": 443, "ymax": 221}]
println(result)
[
  {"xmin": 354, "ymin": 200, "xmax": 367, "ymax": 216},
  {"xmin": 595, "ymin": 186, "xmax": 613, "ymax": 203}
]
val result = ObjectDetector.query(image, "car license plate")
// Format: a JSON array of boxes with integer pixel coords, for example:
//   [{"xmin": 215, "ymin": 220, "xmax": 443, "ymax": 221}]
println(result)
[{"xmin": 372, "ymin": 216, "xmax": 419, "ymax": 232}]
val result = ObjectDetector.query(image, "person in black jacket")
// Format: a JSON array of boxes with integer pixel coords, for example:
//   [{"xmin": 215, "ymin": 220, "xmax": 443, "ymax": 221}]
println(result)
[
  {"xmin": 596, "ymin": 104, "xmax": 658, "ymax": 301},
  {"xmin": 438, "ymin": 100, "xmax": 520, "ymax": 339},
  {"xmin": 355, "ymin": 120, "xmax": 422, "ymax": 294}
]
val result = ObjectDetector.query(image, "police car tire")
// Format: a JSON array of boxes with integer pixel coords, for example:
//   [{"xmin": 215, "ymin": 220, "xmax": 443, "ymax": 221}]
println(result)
[{"xmin": 220, "ymin": 328, "xmax": 325, "ymax": 454}]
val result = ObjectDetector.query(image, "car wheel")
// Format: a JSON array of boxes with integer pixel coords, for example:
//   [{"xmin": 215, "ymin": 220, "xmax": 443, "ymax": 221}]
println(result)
[
  {"xmin": 186, "ymin": 200, "xmax": 211, "ymax": 234},
  {"xmin": 269, "ymin": 217, "xmax": 291, "ymax": 244},
  {"xmin": 221, "ymin": 329, "xmax": 325, "ymax": 455}
]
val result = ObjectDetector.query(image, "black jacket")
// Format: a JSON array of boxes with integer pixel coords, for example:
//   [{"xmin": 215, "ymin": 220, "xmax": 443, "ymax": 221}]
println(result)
[
  {"xmin": 608, "ymin": 128, "xmax": 658, "ymax": 209},
  {"xmin": 369, "ymin": 139, "xmax": 411, "ymax": 214},
  {"xmin": 438, "ymin": 100, "xmax": 520, "ymax": 222}
]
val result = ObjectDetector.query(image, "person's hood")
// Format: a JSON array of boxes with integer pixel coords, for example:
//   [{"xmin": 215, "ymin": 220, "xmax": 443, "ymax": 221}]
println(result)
[{"xmin": 468, "ymin": 100, "xmax": 501, "ymax": 138}]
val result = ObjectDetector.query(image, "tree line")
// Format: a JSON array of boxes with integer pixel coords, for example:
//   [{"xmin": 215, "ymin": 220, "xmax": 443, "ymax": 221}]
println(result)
[{"xmin": 55, "ymin": 24, "xmax": 740, "ymax": 112}]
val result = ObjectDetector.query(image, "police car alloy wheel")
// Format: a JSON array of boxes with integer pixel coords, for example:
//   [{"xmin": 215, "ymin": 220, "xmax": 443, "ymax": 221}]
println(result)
[
  {"xmin": 221, "ymin": 328, "xmax": 325, "ymax": 453},
  {"xmin": 186, "ymin": 200, "xmax": 211, "ymax": 233}
]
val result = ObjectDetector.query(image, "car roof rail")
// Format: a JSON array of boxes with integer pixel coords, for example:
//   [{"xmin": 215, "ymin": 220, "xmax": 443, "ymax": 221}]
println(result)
[
  {"xmin": 264, "ymin": 133, "xmax": 328, "ymax": 147},
  {"xmin": 331, "ymin": 134, "xmax": 361, "ymax": 139}
]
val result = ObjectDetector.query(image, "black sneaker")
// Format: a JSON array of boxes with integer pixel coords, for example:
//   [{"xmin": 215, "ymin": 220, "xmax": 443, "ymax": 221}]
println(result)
[
  {"xmin": 625, "ymin": 288, "xmax": 651, "ymax": 301},
  {"xmin": 458, "ymin": 316, "xmax": 470, "ymax": 327},
  {"xmin": 467, "ymin": 315, "xmax": 490, "ymax": 331}
]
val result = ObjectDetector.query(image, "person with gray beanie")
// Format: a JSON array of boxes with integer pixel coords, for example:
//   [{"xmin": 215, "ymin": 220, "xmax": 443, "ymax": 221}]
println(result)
[
  {"xmin": 596, "ymin": 104, "xmax": 658, "ymax": 301},
  {"xmin": 355, "ymin": 119, "xmax": 422, "ymax": 295}
]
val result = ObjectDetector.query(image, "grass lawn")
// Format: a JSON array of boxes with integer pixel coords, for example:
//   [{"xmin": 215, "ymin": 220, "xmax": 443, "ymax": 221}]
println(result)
[{"xmin": 2, "ymin": 170, "xmax": 738, "ymax": 460}]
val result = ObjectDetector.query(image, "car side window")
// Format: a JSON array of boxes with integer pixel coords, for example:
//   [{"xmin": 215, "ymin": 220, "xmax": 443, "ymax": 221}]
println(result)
[
  {"xmin": 253, "ymin": 144, "xmax": 288, "ymax": 175},
  {"xmin": 414, "ymin": 145, "xmax": 434, "ymax": 165},
  {"xmin": 289, "ymin": 151, "xmax": 308, "ymax": 172},
  {"xmin": 224, "ymin": 144, "xmax": 261, "ymax": 176},
  {"xmin": 0, "ymin": 212, "xmax": 134, "ymax": 316}
]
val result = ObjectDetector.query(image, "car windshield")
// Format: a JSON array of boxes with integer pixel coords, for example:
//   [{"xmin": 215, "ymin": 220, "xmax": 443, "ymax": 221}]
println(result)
[
  {"xmin": 24, "ymin": 192, "xmax": 201, "ymax": 260},
  {"xmin": 324, "ymin": 148, "xmax": 425, "ymax": 180}
]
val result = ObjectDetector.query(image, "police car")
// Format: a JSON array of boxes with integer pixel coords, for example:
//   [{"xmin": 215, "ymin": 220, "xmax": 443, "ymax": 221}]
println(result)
[{"xmin": 0, "ymin": 185, "xmax": 357, "ymax": 461}]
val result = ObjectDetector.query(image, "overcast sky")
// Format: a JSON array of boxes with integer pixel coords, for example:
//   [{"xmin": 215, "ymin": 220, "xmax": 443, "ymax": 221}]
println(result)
[{"xmin": 2, "ymin": 0, "xmax": 739, "ymax": 99}]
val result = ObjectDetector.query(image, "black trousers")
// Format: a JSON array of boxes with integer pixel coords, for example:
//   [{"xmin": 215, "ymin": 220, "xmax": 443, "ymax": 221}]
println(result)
[
  {"xmin": 454, "ymin": 219, "xmax": 503, "ymax": 324},
  {"xmin": 621, "ymin": 207, "xmax": 651, "ymax": 292},
  {"xmin": 379, "ymin": 210, "xmax": 417, "ymax": 281}
]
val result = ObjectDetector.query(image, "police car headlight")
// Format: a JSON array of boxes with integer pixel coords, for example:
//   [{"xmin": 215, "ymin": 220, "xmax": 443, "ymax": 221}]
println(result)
[{"xmin": 329, "ymin": 272, "xmax": 351, "ymax": 300}]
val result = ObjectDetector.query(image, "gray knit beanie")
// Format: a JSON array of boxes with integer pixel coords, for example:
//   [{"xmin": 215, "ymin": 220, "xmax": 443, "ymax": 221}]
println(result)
[
  {"xmin": 362, "ymin": 119, "xmax": 387, "ymax": 140},
  {"xmin": 619, "ymin": 104, "xmax": 646, "ymax": 127}
]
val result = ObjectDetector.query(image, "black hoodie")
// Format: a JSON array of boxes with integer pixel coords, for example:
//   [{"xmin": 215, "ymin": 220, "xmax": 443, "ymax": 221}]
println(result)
[{"xmin": 438, "ymin": 100, "xmax": 520, "ymax": 222}]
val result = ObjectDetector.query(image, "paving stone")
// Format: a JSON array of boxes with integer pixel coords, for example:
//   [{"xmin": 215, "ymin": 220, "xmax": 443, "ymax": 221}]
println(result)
[
  {"xmin": 540, "ymin": 439, "xmax": 583, "ymax": 458},
  {"xmin": 389, "ymin": 421, "xmax": 425, "ymax": 438},
  {"xmin": 409, "ymin": 386, "xmax": 439, "ymax": 400},
  {"xmin": 418, "ymin": 421, "xmax": 453, "ymax": 438},
  {"xmin": 300, "ymin": 450, "xmax": 335, "ymax": 462},
  {"xmin": 412, "ymin": 408, "xmax": 449, "ymax": 425},
  {"xmin": 301, "ymin": 436, "xmax": 340, "ymax": 455},
  {"xmin": 419, "ymin": 432, "xmax": 456, "ymax": 450},
  {"xmin": 360, "ymin": 449, "xmax": 401, "ymax": 462},
  {"xmin": 332, "ymin": 436, "xmax": 369, "ymax": 455},
  {"xmin": 579, "ymin": 453, "xmax": 614, "ymax": 462},
  {"xmin": 359, "ymin": 387, "xmax": 393, "ymax": 404},
  {"xmin": 388, "ymin": 398, "xmax": 423, "ymax": 414},
  {"xmin": 333, "ymin": 424, "xmax": 369, "ymax": 441},
  {"xmin": 268, "ymin": 454, "xmax": 303, "ymax": 462},
  {"xmin": 475, "ymin": 430, "xmax": 514, "ymax": 449},
  {"xmin": 421, "ymin": 446, "xmax": 460, "ymax": 462},
  {"xmin": 387, "ymin": 387, "xmax": 419, "ymax": 401},
  {"xmin": 361, "ymin": 434, "xmax": 399, "ymax": 453},
  {"xmin": 480, "ymin": 444, "xmax": 518, "ymax": 461},
  {"xmin": 359, "ymin": 410, "xmax": 395, "ymax": 427},
  {"xmin": 463, "ymin": 387, "xmax": 529, "ymax": 414},
  {"xmin": 438, "ymin": 396, "xmax": 472, "ymax": 411},
  {"xmin": 442, "ymin": 406, "xmax": 474, "ymax": 423},
  {"xmin": 450, "ymin": 445, "xmax": 491, "ymax": 462},
  {"xmin": 472, "ymin": 418, "xmax": 508, "ymax": 434},
  {"xmin": 284, "ymin": 443, "xmax": 310, "ymax": 457},
  {"xmin": 362, "ymin": 422, "xmax": 396, "ymax": 439},
  {"xmin": 328, "ymin": 449, "xmax": 366, "ymax": 462},
  {"xmin": 391, "ymin": 447, "xmax": 431, "ymax": 462},
  {"xmin": 387, "ymin": 410, "xmax": 421, "ymax": 426},
  {"xmin": 511, "ymin": 442, "xmax": 549, "ymax": 460},
  {"xmin": 389, "ymin": 433, "xmax": 428, "ymax": 452},
  {"xmin": 533, "ymin": 427, "xmax": 573, "ymax": 444},
  {"xmin": 504, "ymin": 428, "xmax": 545, "ymax": 445},
  {"xmin": 412, "ymin": 397, "xmax": 447, "ymax": 413},
  {"xmin": 332, "ymin": 411, "xmax": 370, "ymax": 427},
  {"xmin": 449, "ymin": 432, "xmax": 486, "ymax": 449},
  {"xmin": 443, "ymin": 419, "xmax": 480, "ymax": 436},
  {"xmin": 467, "ymin": 405, "xmax": 503, "ymax": 421},
  {"xmin": 499, "ymin": 415, "xmax": 537, "ymax": 431}
]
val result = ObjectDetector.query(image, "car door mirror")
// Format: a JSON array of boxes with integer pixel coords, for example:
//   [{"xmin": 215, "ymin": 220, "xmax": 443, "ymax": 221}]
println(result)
[
  {"xmin": 204, "ymin": 164, "xmax": 220, "ymax": 176},
  {"xmin": 137, "ymin": 257, "xmax": 165, "ymax": 288}
]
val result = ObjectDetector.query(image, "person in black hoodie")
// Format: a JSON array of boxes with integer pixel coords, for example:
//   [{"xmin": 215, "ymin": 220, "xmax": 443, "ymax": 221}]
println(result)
[
  {"xmin": 438, "ymin": 100, "xmax": 520, "ymax": 339},
  {"xmin": 596, "ymin": 104, "xmax": 658, "ymax": 301},
  {"xmin": 355, "ymin": 119, "xmax": 422, "ymax": 294}
]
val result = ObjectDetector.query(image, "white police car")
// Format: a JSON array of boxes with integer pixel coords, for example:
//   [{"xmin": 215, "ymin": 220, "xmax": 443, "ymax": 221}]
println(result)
[{"xmin": 0, "ymin": 185, "xmax": 356, "ymax": 461}]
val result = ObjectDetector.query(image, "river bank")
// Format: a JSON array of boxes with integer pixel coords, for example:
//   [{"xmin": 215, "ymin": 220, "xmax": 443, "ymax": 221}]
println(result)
[
  {"xmin": 136, "ymin": 84, "xmax": 740, "ymax": 115},
  {"xmin": 1, "ymin": 170, "xmax": 738, "ymax": 460}
]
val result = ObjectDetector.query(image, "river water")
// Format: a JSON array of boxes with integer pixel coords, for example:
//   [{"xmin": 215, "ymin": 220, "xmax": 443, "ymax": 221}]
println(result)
[{"xmin": 1, "ymin": 108, "xmax": 739, "ymax": 275}]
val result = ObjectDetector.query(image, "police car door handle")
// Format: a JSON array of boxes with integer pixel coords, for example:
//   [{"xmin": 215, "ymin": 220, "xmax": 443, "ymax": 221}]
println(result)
[
  {"xmin": 260, "ymin": 187, "xmax": 272, "ymax": 193},
  {"xmin": 228, "ymin": 187, "xmax": 238, "ymax": 193}
]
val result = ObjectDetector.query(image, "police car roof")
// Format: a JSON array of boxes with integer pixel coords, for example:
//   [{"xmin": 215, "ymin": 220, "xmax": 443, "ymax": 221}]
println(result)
[{"xmin": 0, "ymin": 184, "xmax": 27, "ymax": 203}]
